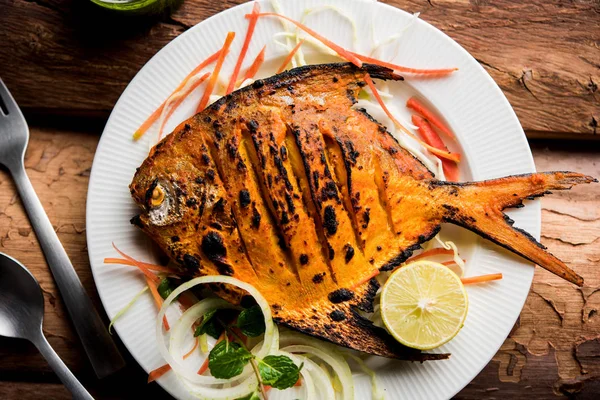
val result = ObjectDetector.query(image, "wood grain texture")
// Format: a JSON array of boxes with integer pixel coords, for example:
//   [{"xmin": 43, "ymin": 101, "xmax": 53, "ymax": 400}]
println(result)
[
  {"xmin": 0, "ymin": 128, "xmax": 598, "ymax": 398},
  {"xmin": 0, "ymin": 0, "xmax": 598, "ymax": 136}
]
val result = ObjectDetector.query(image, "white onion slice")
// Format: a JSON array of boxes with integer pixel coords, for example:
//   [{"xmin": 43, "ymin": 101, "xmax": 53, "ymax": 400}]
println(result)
[
  {"xmin": 346, "ymin": 354, "xmax": 385, "ymax": 400},
  {"xmin": 279, "ymin": 351, "xmax": 317, "ymax": 400},
  {"xmin": 156, "ymin": 276, "xmax": 279, "ymax": 388}
]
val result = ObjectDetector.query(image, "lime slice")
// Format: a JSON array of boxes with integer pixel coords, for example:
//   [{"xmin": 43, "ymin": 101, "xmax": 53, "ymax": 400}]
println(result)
[{"xmin": 380, "ymin": 260, "xmax": 468, "ymax": 350}]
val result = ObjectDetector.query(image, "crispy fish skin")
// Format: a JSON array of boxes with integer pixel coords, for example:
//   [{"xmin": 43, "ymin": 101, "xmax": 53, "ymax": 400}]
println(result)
[{"xmin": 130, "ymin": 63, "xmax": 595, "ymax": 359}]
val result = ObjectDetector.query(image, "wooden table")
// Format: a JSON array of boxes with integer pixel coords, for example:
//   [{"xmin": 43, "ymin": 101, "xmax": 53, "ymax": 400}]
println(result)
[{"xmin": 0, "ymin": 0, "xmax": 598, "ymax": 398}]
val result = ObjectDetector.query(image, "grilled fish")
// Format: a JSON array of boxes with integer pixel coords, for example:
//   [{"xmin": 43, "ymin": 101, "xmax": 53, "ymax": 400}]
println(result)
[{"xmin": 129, "ymin": 63, "xmax": 595, "ymax": 360}]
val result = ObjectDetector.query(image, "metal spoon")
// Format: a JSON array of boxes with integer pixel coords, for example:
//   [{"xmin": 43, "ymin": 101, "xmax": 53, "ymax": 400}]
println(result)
[{"xmin": 0, "ymin": 253, "xmax": 94, "ymax": 400}]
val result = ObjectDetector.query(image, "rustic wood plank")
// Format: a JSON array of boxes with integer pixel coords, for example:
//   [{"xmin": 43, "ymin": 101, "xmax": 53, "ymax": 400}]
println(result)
[
  {"xmin": 0, "ymin": 0, "xmax": 597, "ymax": 136},
  {"xmin": 0, "ymin": 127, "xmax": 598, "ymax": 397}
]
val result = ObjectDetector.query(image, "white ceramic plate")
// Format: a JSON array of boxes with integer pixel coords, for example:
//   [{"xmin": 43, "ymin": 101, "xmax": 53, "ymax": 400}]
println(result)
[{"xmin": 87, "ymin": 0, "xmax": 538, "ymax": 398}]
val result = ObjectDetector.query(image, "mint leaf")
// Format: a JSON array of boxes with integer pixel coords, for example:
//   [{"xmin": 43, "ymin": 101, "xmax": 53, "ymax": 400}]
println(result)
[
  {"xmin": 235, "ymin": 392, "xmax": 260, "ymax": 400},
  {"xmin": 237, "ymin": 306, "xmax": 265, "ymax": 337},
  {"xmin": 208, "ymin": 340, "xmax": 253, "ymax": 379},
  {"xmin": 258, "ymin": 355, "xmax": 301, "ymax": 390},
  {"xmin": 194, "ymin": 309, "xmax": 224, "ymax": 339},
  {"xmin": 157, "ymin": 278, "xmax": 175, "ymax": 300}
]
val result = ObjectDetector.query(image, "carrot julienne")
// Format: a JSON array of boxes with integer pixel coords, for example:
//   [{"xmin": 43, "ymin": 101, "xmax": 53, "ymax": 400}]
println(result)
[
  {"xmin": 196, "ymin": 31, "xmax": 236, "ymax": 112},
  {"xmin": 110, "ymin": 243, "xmax": 161, "ymax": 285},
  {"xmin": 350, "ymin": 51, "xmax": 457, "ymax": 76},
  {"xmin": 157, "ymin": 72, "xmax": 210, "ymax": 141},
  {"xmin": 103, "ymin": 257, "xmax": 179, "ymax": 275},
  {"xmin": 407, "ymin": 248, "xmax": 455, "ymax": 263},
  {"xmin": 363, "ymin": 74, "xmax": 461, "ymax": 163},
  {"xmin": 146, "ymin": 275, "xmax": 170, "ymax": 330},
  {"xmin": 241, "ymin": 45, "xmax": 266, "ymax": 82},
  {"xmin": 277, "ymin": 39, "xmax": 305, "ymax": 73},
  {"xmin": 251, "ymin": 12, "xmax": 362, "ymax": 67},
  {"xmin": 412, "ymin": 114, "xmax": 459, "ymax": 181},
  {"xmin": 461, "ymin": 273, "xmax": 503, "ymax": 285},
  {"xmin": 133, "ymin": 49, "xmax": 222, "ymax": 140},
  {"xmin": 226, "ymin": 2, "xmax": 260, "ymax": 94},
  {"xmin": 407, "ymin": 97, "xmax": 455, "ymax": 139},
  {"xmin": 183, "ymin": 337, "xmax": 199, "ymax": 360},
  {"xmin": 148, "ymin": 363, "xmax": 172, "ymax": 383}
]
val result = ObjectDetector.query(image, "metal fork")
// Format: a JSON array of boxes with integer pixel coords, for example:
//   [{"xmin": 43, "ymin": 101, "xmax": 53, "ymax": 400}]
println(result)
[{"xmin": 0, "ymin": 79, "xmax": 125, "ymax": 379}]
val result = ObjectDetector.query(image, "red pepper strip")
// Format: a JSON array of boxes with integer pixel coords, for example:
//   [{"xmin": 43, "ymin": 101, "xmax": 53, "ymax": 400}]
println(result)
[
  {"xmin": 407, "ymin": 97, "xmax": 455, "ymax": 139},
  {"xmin": 226, "ymin": 2, "xmax": 260, "ymax": 94},
  {"xmin": 133, "ymin": 49, "xmax": 222, "ymax": 140},
  {"xmin": 251, "ymin": 12, "xmax": 362, "ymax": 67},
  {"xmin": 412, "ymin": 115, "xmax": 459, "ymax": 181},
  {"xmin": 363, "ymin": 74, "xmax": 460, "ymax": 163},
  {"xmin": 276, "ymin": 39, "xmax": 305, "ymax": 73},
  {"xmin": 111, "ymin": 243, "xmax": 161, "ymax": 285},
  {"xmin": 183, "ymin": 337, "xmax": 199, "ymax": 360},
  {"xmin": 241, "ymin": 45, "xmax": 266, "ymax": 82},
  {"xmin": 461, "ymin": 273, "xmax": 503, "ymax": 285},
  {"xmin": 148, "ymin": 363, "xmax": 172, "ymax": 383},
  {"xmin": 196, "ymin": 32, "xmax": 236, "ymax": 112},
  {"xmin": 103, "ymin": 257, "xmax": 179, "ymax": 275},
  {"xmin": 146, "ymin": 275, "xmax": 170, "ymax": 331},
  {"xmin": 157, "ymin": 72, "xmax": 210, "ymax": 141},
  {"xmin": 349, "ymin": 51, "xmax": 457, "ymax": 76}
]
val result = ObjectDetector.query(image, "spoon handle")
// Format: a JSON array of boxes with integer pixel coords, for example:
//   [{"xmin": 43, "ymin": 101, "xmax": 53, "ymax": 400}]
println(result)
[
  {"xmin": 32, "ymin": 330, "xmax": 95, "ymax": 400},
  {"xmin": 9, "ymin": 164, "xmax": 125, "ymax": 378}
]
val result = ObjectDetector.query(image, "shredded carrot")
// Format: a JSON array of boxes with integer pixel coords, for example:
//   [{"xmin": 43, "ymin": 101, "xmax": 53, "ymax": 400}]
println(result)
[
  {"xmin": 264, "ymin": 386, "xmax": 272, "ymax": 393},
  {"xmin": 294, "ymin": 377, "xmax": 302, "ymax": 387},
  {"xmin": 196, "ymin": 32, "xmax": 236, "ymax": 112},
  {"xmin": 352, "ymin": 269, "xmax": 380, "ymax": 289},
  {"xmin": 133, "ymin": 49, "xmax": 222, "ymax": 140},
  {"xmin": 412, "ymin": 114, "xmax": 459, "ymax": 181},
  {"xmin": 350, "ymin": 52, "xmax": 457, "ymax": 76},
  {"xmin": 110, "ymin": 243, "xmax": 161, "ymax": 285},
  {"xmin": 183, "ymin": 337, "xmax": 199, "ymax": 360},
  {"xmin": 277, "ymin": 39, "xmax": 305, "ymax": 73},
  {"xmin": 252, "ymin": 12, "xmax": 362, "ymax": 67},
  {"xmin": 157, "ymin": 72, "xmax": 211, "ymax": 141},
  {"xmin": 226, "ymin": 2, "xmax": 260, "ymax": 94},
  {"xmin": 148, "ymin": 363, "xmax": 172, "ymax": 383},
  {"xmin": 407, "ymin": 248, "xmax": 455, "ymax": 263},
  {"xmin": 198, "ymin": 331, "xmax": 226, "ymax": 374},
  {"xmin": 407, "ymin": 97, "xmax": 455, "ymax": 139},
  {"xmin": 241, "ymin": 45, "xmax": 266, "ymax": 82},
  {"xmin": 441, "ymin": 259, "xmax": 466, "ymax": 267},
  {"xmin": 103, "ymin": 257, "xmax": 179, "ymax": 275},
  {"xmin": 178, "ymin": 291, "xmax": 197, "ymax": 311},
  {"xmin": 363, "ymin": 74, "xmax": 460, "ymax": 163},
  {"xmin": 146, "ymin": 275, "xmax": 170, "ymax": 330},
  {"xmin": 461, "ymin": 273, "xmax": 503, "ymax": 285}
]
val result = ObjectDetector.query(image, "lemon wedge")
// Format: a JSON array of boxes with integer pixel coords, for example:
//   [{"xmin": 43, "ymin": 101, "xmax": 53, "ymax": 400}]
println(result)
[{"xmin": 380, "ymin": 260, "xmax": 468, "ymax": 350}]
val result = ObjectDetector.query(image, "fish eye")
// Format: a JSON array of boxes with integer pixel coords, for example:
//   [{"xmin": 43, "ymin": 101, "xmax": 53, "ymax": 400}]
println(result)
[{"xmin": 150, "ymin": 186, "xmax": 165, "ymax": 207}]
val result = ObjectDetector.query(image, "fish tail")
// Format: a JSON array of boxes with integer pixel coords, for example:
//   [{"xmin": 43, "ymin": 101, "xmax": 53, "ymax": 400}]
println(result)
[{"xmin": 436, "ymin": 172, "xmax": 596, "ymax": 286}]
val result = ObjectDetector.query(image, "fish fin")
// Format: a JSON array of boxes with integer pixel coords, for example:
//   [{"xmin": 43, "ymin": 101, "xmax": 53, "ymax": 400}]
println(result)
[
  {"xmin": 275, "ymin": 281, "xmax": 449, "ymax": 361},
  {"xmin": 437, "ymin": 172, "xmax": 596, "ymax": 286}
]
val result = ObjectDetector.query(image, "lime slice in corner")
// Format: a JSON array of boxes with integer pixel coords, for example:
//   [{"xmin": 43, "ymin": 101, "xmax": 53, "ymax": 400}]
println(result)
[
  {"xmin": 89, "ymin": 0, "xmax": 171, "ymax": 14},
  {"xmin": 380, "ymin": 260, "xmax": 468, "ymax": 350}
]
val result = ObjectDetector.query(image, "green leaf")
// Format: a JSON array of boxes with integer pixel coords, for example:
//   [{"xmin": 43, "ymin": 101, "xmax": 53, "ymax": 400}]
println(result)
[
  {"xmin": 194, "ymin": 309, "xmax": 224, "ymax": 339},
  {"xmin": 157, "ymin": 278, "xmax": 175, "ymax": 300},
  {"xmin": 208, "ymin": 340, "xmax": 253, "ymax": 379},
  {"xmin": 235, "ymin": 392, "xmax": 260, "ymax": 400},
  {"xmin": 236, "ymin": 306, "xmax": 265, "ymax": 337},
  {"xmin": 258, "ymin": 355, "xmax": 301, "ymax": 390}
]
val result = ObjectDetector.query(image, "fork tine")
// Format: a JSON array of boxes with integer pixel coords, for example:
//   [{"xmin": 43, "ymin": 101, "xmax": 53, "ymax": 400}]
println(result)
[{"xmin": 0, "ymin": 79, "xmax": 23, "ymax": 116}]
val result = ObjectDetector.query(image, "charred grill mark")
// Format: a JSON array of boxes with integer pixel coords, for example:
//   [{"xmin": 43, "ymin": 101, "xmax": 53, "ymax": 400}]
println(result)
[
  {"xmin": 328, "ymin": 288, "xmax": 354, "ymax": 303},
  {"xmin": 344, "ymin": 244, "xmax": 355, "ymax": 263},
  {"xmin": 354, "ymin": 278, "xmax": 380, "ymax": 313},
  {"xmin": 323, "ymin": 205, "xmax": 338, "ymax": 235},
  {"xmin": 251, "ymin": 206, "xmax": 261, "ymax": 229},
  {"xmin": 239, "ymin": 190, "xmax": 251, "ymax": 208},
  {"xmin": 330, "ymin": 310, "xmax": 346, "ymax": 322},
  {"xmin": 380, "ymin": 225, "xmax": 441, "ymax": 271},
  {"xmin": 286, "ymin": 127, "xmax": 336, "ymax": 280},
  {"xmin": 373, "ymin": 155, "xmax": 395, "ymax": 234},
  {"xmin": 299, "ymin": 254, "xmax": 309, "ymax": 265},
  {"xmin": 243, "ymin": 126, "xmax": 301, "ymax": 282},
  {"xmin": 312, "ymin": 272, "xmax": 326, "ymax": 283},
  {"xmin": 183, "ymin": 254, "xmax": 200, "ymax": 270}
]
